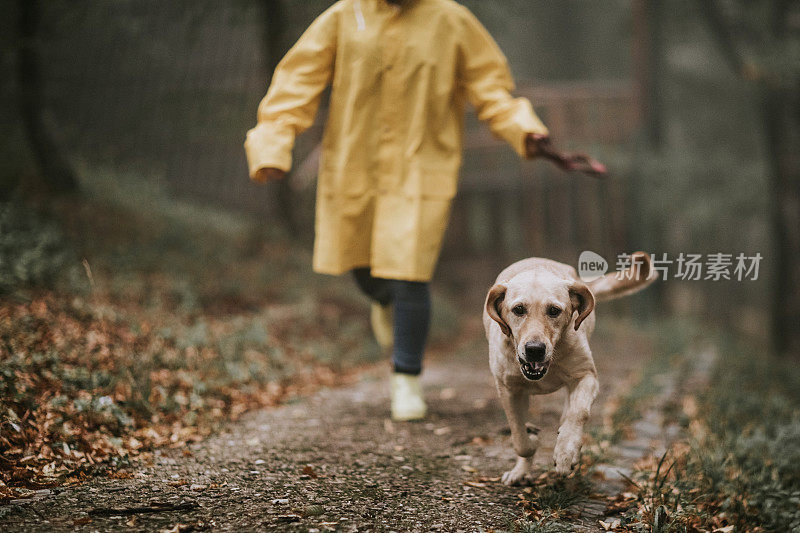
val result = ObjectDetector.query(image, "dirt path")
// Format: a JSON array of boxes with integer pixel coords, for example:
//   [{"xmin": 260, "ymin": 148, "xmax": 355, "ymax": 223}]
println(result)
[{"xmin": 3, "ymin": 320, "xmax": 655, "ymax": 532}]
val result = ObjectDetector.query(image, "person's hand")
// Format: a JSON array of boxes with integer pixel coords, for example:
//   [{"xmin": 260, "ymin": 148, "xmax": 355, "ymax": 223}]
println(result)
[
  {"xmin": 524, "ymin": 133, "xmax": 551, "ymax": 158},
  {"xmin": 253, "ymin": 167, "xmax": 286, "ymax": 183},
  {"xmin": 525, "ymin": 133, "xmax": 607, "ymax": 178}
]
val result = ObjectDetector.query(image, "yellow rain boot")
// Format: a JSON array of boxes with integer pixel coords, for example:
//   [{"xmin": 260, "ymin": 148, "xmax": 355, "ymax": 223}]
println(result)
[
  {"xmin": 370, "ymin": 302, "xmax": 394, "ymax": 351},
  {"xmin": 390, "ymin": 372, "xmax": 427, "ymax": 421}
]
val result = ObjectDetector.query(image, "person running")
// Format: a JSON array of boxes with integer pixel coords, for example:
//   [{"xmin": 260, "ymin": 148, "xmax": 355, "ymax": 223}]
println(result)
[{"xmin": 245, "ymin": 0, "xmax": 605, "ymax": 421}]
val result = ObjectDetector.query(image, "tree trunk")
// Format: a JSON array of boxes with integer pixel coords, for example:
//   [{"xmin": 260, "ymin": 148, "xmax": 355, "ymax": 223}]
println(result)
[
  {"xmin": 690, "ymin": 0, "xmax": 798, "ymax": 355},
  {"xmin": 631, "ymin": 0, "xmax": 666, "ymax": 317},
  {"xmin": 260, "ymin": 0, "xmax": 298, "ymax": 235},
  {"xmin": 763, "ymin": 83, "xmax": 800, "ymax": 358},
  {"xmin": 17, "ymin": 0, "xmax": 79, "ymax": 194}
]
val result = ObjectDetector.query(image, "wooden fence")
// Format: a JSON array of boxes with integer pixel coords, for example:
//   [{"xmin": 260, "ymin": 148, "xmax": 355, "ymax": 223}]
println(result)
[
  {"xmin": 25, "ymin": 2, "xmax": 641, "ymax": 264},
  {"xmin": 444, "ymin": 80, "xmax": 639, "ymax": 263}
]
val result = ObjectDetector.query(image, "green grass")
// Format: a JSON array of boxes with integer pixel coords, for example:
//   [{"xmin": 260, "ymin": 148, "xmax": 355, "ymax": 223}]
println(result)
[
  {"xmin": 529, "ymin": 475, "xmax": 593, "ymax": 512},
  {"xmin": 618, "ymin": 334, "xmax": 800, "ymax": 532},
  {"xmin": 512, "ymin": 471, "xmax": 597, "ymax": 532},
  {"xmin": 682, "ymin": 339, "xmax": 800, "ymax": 531},
  {"xmin": 0, "ymin": 201, "xmax": 75, "ymax": 294},
  {"xmin": 493, "ymin": 512, "xmax": 574, "ymax": 533},
  {"xmin": 513, "ymin": 518, "xmax": 574, "ymax": 533}
]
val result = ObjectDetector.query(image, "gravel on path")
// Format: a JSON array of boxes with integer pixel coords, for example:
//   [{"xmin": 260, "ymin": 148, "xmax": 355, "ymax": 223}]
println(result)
[{"xmin": 2, "ymin": 320, "xmax": 655, "ymax": 532}]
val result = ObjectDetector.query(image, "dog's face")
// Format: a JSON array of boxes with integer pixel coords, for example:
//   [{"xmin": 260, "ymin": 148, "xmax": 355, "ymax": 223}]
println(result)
[{"xmin": 486, "ymin": 271, "xmax": 594, "ymax": 381}]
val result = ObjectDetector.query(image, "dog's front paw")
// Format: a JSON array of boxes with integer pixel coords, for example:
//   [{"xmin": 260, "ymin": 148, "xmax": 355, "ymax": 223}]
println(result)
[
  {"xmin": 501, "ymin": 467, "xmax": 527, "ymax": 486},
  {"xmin": 553, "ymin": 444, "xmax": 581, "ymax": 475},
  {"xmin": 501, "ymin": 456, "xmax": 532, "ymax": 485}
]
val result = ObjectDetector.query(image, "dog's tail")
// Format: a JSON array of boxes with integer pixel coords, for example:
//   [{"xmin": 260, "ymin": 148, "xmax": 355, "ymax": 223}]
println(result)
[{"xmin": 587, "ymin": 251, "xmax": 658, "ymax": 303}]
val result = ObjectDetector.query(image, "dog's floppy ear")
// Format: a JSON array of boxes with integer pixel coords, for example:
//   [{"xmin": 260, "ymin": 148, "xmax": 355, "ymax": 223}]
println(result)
[
  {"xmin": 569, "ymin": 282, "xmax": 595, "ymax": 331},
  {"xmin": 486, "ymin": 284, "xmax": 511, "ymax": 337}
]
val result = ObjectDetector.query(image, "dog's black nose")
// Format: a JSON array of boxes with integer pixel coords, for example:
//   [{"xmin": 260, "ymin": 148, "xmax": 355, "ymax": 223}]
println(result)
[{"xmin": 524, "ymin": 341, "xmax": 546, "ymax": 362}]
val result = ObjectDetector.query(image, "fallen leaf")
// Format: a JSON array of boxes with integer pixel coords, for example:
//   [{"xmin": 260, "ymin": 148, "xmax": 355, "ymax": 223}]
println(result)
[
  {"xmin": 160, "ymin": 524, "xmax": 193, "ymax": 533},
  {"xmin": 303, "ymin": 504, "xmax": 324, "ymax": 517},
  {"xmin": 599, "ymin": 518, "xmax": 621, "ymax": 530}
]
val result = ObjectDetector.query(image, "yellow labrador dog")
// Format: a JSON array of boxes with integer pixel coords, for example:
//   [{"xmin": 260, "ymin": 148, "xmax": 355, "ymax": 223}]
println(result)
[{"xmin": 483, "ymin": 252, "xmax": 656, "ymax": 485}]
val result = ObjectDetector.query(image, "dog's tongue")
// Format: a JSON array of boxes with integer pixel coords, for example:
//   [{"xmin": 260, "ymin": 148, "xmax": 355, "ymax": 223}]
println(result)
[{"xmin": 533, "ymin": 362, "xmax": 547, "ymax": 371}]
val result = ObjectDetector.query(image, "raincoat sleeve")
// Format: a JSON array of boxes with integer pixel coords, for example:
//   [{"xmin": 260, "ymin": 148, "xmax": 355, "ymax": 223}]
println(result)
[
  {"xmin": 244, "ymin": 7, "xmax": 337, "ymax": 178},
  {"xmin": 456, "ymin": 8, "xmax": 548, "ymax": 158}
]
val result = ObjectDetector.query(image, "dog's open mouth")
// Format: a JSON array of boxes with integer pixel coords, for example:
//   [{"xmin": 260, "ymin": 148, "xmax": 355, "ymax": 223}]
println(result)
[{"xmin": 519, "ymin": 359, "xmax": 549, "ymax": 381}]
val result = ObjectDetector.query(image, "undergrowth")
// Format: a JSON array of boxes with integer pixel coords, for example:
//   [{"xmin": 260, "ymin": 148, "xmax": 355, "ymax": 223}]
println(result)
[
  {"xmin": 682, "ymin": 339, "xmax": 800, "ymax": 531},
  {"xmin": 620, "ymin": 337, "xmax": 800, "ymax": 532},
  {"xmin": 0, "ymin": 177, "xmax": 383, "ymax": 496},
  {"xmin": 515, "ymin": 470, "xmax": 597, "ymax": 532},
  {"xmin": 0, "ymin": 201, "xmax": 75, "ymax": 294},
  {"xmin": 1, "ymin": 173, "xmax": 463, "ymax": 497}
]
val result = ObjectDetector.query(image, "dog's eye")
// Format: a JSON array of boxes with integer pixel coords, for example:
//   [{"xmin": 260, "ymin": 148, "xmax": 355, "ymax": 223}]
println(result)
[
  {"xmin": 512, "ymin": 304, "xmax": 526, "ymax": 317},
  {"xmin": 546, "ymin": 306, "xmax": 562, "ymax": 318}
]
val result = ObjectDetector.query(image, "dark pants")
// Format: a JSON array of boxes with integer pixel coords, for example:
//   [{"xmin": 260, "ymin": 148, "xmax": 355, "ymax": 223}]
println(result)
[{"xmin": 352, "ymin": 268, "xmax": 431, "ymax": 375}]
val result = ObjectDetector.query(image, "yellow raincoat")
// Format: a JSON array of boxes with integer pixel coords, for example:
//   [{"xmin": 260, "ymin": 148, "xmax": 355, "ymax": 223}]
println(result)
[{"xmin": 245, "ymin": 0, "xmax": 548, "ymax": 281}]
